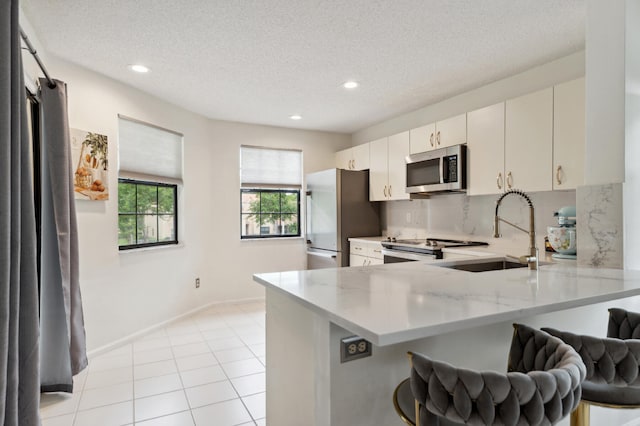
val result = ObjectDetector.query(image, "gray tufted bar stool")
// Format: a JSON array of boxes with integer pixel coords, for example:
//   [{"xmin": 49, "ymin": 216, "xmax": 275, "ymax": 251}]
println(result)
[
  {"xmin": 543, "ymin": 308, "xmax": 640, "ymax": 426},
  {"xmin": 393, "ymin": 323, "xmax": 586, "ymax": 425}
]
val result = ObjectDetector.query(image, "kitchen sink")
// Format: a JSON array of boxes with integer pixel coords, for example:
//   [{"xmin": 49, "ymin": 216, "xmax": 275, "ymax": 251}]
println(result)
[{"xmin": 436, "ymin": 258, "xmax": 530, "ymax": 273}]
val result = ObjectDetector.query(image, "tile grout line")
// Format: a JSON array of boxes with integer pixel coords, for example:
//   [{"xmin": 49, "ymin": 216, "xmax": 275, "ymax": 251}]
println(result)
[
  {"xmin": 131, "ymin": 340, "xmax": 136, "ymax": 426},
  {"xmin": 41, "ymin": 302, "xmax": 266, "ymax": 426},
  {"xmin": 225, "ymin": 310, "xmax": 266, "ymax": 424},
  {"xmin": 170, "ymin": 317, "xmax": 207, "ymax": 426}
]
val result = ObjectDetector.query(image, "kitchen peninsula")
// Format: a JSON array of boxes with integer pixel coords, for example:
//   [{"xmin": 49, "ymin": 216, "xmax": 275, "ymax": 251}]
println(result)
[{"xmin": 254, "ymin": 258, "xmax": 640, "ymax": 426}]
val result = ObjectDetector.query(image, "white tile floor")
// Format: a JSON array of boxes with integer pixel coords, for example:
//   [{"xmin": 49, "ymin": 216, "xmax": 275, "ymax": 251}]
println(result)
[{"xmin": 40, "ymin": 301, "xmax": 267, "ymax": 426}]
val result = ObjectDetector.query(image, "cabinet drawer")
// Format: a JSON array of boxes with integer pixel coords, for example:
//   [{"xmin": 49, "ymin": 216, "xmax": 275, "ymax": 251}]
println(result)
[
  {"xmin": 350, "ymin": 241, "xmax": 369, "ymax": 255},
  {"xmin": 368, "ymin": 245, "xmax": 383, "ymax": 260}
]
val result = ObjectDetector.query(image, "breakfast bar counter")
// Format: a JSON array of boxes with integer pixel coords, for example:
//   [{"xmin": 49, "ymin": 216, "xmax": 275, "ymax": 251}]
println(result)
[{"xmin": 254, "ymin": 260, "xmax": 640, "ymax": 426}]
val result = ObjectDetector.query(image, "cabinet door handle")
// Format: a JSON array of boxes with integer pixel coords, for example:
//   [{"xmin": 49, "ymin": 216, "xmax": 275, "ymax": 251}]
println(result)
[
  {"xmin": 383, "ymin": 185, "xmax": 388, "ymax": 197},
  {"xmin": 436, "ymin": 131, "xmax": 441, "ymax": 145},
  {"xmin": 556, "ymin": 165, "xmax": 562, "ymax": 185},
  {"xmin": 388, "ymin": 185, "xmax": 392, "ymax": 197},
  {"xmin": 506, "ymin": 171, "xmax": 513, "ymax": 189},
  {"xmin": 429, "ymin": 133, "xmax": 434, "ymax": 147},
  {"xmin": 497, "ymin": 172, "xmax": 503, "ymax": 190},
  {"xmin": 351, "ymin": 159, "xmax": 355, "ymax": 169}
]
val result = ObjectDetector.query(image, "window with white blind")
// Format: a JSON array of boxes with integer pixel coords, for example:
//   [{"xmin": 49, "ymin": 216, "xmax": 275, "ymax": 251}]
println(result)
[
  {"xmin": 240, "ymin": 146, "xmax": 302, "ymax": 239},
  {"xmin": 117, "ymin": 116, "xmax": 183, "ymax": 250}
]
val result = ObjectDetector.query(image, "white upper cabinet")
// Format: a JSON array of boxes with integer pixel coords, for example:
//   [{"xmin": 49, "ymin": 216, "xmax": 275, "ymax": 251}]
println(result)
[
  {"xmin": 553, "ymin": 77, "xmax": 585, "ymax": 190},
  {"xmin": 468, "ymin": 83, "xmax": 585, "ymax": 195},
  {"xmin": 335, "ymin": 143, "xmax": 370, "ymax": 170},
  {"xmin": 369, "ymin": 137, "xmax": 389, "ymax": 201},
  {"xmin": 409, "ymin": 123, "xmax": 436, "ymax": 154},
  {"xmin": 504, "ymin": 87, "xmax": 553, "ymax": 193},
  {"xmin": 435, "ymin": 113, "xmax": 467, "ymax": 149},
  {"xmin": 409, "ymin": 113, "xmax": 466, "ymax": 154},
  {"xmin": 467, "ymin": 102, "xmax": 505, "ymax": 196},
  {"xmin": 352, "ymin": 143, "xmax": 370, "ymax": 170},
  {"xmin": 335, "ymin": 148, "xmax": 352, "ymax": 170},
  {"xmin": 369, "ymin": 132, "xmax": 410, "ymax": 201},
  {"xmin": 387, "ymin": 131, "xmax": 410, "ymax": 200}
]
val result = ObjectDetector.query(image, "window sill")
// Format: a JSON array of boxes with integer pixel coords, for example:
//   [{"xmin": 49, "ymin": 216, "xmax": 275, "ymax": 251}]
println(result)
[
  {"xmin": 240, "ymin": 236, "xmax": 305, "ymax": 242},
  {"xmin": 118, "ymin": 243, "xmax": 184, "ymax": 254}
]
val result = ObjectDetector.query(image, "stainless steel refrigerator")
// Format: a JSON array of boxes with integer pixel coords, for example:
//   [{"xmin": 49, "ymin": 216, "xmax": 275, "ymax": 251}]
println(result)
[{"xmin": 305, "ymin": 169, "xmax": 380, "ymax": 269}]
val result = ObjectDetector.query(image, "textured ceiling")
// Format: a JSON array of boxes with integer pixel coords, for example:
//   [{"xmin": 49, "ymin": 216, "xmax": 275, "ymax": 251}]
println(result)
[{"xmin": 21, "ymin": 0, "xmax": 585, "ymax": 133}]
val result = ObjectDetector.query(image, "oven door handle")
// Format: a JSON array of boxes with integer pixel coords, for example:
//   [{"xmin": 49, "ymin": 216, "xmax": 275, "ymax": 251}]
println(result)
[{"xmin": 381, "ymin": 248, "xmax": 436, "ymax": 262}]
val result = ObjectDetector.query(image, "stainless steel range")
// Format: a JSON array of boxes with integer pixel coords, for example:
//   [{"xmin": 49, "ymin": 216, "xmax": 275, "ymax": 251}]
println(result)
[{"xmin": 381, "ymin": 237, "xmax": 488, "ymax": 263}]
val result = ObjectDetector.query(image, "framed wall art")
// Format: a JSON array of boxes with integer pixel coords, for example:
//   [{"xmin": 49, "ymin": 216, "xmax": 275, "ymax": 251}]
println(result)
[{"xmin": 70, "ymin": 128, "xmax": 109, "ymax": 200}]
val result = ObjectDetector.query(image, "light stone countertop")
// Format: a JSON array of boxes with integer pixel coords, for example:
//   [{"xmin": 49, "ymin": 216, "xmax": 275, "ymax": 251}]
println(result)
[
  {"xmin": 348, "ymin": 236, "xmax": 386, "ymax": 244},
  {"xmin": 254, "ymin": 260, "xmax": 640, "ymax": 346}
]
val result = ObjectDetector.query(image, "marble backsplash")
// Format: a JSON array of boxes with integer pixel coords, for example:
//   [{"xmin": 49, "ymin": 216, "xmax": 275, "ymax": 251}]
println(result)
[
  {"xmin": 576, "ymin": 183, "xmax": 623, "ymax": 268},
  {"xmin": 382, "ymin": 190, "xmax": 577, "ymax": 254}
]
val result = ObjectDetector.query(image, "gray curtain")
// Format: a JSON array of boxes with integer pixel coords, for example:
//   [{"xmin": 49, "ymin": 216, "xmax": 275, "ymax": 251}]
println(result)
[
  {"xmin": 39, "ymin": 78, "xmax": 88, "ymax": 393},
  {"xmin": 0, "ymin": 0, "xmax": 42, "ymax": 425}
]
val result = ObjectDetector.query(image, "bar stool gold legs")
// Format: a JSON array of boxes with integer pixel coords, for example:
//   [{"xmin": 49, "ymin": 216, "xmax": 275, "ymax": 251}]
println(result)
[
  {"xmin": 392, "ymin": 378, "xmax": 416, "ymax": 426},
  {"xmin": 570, "ymin": 401, "xmax": 590, "ymax": 426}
]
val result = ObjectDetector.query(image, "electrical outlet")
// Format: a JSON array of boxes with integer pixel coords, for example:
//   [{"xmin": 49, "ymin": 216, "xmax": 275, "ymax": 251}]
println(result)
[
  {"xmin": 340, "ymin": 336, "xmax": 372, "ymax": 362},
  {"xmin": 195, "ymin": 278, "xmax": 200, "ymax": 288}
]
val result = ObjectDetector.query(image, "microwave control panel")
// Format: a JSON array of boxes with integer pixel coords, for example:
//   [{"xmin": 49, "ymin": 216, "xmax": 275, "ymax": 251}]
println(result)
[{"xmin": 443, "ymin": 155, "xmax": 458, "ymax": 183}]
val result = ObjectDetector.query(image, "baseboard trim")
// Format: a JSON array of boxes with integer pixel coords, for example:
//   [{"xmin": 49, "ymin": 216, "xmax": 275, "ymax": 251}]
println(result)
[{"xmin": 86, "ymin": 297, "xmax": 265, "ymax": 360}]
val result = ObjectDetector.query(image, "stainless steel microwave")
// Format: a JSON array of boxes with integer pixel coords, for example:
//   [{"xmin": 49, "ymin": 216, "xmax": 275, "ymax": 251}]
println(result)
[{"xmin": 405, "ymin": 144, "xmax": 466, "ymax": 194}]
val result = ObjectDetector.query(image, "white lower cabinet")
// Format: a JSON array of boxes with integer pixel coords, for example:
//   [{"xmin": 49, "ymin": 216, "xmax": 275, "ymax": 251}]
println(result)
[
  {"xmin": 349, "ymin": 240, "xmax": 383, "ymax": 266},
  {"xmin": 349, "ymin": 253, "xmax": 382, "ymax": 266}
]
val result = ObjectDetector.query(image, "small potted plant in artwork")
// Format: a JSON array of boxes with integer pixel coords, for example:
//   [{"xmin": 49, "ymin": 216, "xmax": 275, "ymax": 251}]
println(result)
[{"xmin": 75, "ymin": 132, "xmax": 107, "ymax": 192}]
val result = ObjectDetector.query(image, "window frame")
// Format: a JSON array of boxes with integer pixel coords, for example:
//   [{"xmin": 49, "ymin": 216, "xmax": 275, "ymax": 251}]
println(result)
[
  {"xmin": 118, "ymin": 178, "xmax": 179, "ymax": 250},
  {"xmin": 240, "ymin": 188, "xmax": 301, "ymax": 239}
]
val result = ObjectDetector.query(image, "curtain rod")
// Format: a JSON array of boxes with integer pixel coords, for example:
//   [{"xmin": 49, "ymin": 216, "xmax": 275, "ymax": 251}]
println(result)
[{"xmin": 19, "ymin": 27, "xmax": 56, "ymax": 89}]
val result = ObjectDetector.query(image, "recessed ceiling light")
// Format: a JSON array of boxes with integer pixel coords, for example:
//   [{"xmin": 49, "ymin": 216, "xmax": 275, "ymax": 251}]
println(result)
[
  {"xmin": 290, "ymin": 114, "xmax": 302, "ymax": 120},
  {"xmin": 128, "ymin": 64, "xmax": 150, "ymax": 73},
  {"xmin": 343, "ymin": 81, "xmax": 359, "ymax": 89}
]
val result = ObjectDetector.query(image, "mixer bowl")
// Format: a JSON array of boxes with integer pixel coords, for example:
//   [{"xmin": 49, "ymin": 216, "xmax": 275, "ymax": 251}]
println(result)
[{"xmin": 547, "ymin": 226, "xmax": 577, "ymax": 255}]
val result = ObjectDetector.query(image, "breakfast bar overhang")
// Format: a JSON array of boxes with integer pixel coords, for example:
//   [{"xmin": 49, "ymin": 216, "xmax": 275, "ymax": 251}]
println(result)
[{"xmin": 255, "ymin": 260, "xmax": 640, "ymax": 426}]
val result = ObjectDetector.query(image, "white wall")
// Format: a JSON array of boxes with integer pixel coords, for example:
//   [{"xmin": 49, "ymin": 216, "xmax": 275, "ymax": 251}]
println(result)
[
  {"xmin": 36, "ymin": 56, "xmax": 350, "ymax": 352},
  {"xmin": 586, "ymin": 0, "xmax": 626, "ymax": 186},
  {"xmin": 352, "ymin": 51, "xmax": 585, "ymax": 144},
  {"xmin": 625, "ymin": 0, "xmax": 640, "ymax": 270}
]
